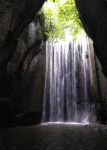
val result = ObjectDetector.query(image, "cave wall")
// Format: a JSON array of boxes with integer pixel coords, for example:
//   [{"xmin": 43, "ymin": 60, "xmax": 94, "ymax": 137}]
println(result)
[
  {"xmin": 0, "ymin": 0, "xmax": 46, "ymax": 128},
  {"xmin": 0, "ymin": 0, "xmax": 107, "ymax": 127},
  {"xmin": 0, "ymin": 15, "xmax": 46, "ymax": 106},
  {"xmin": 75, "ymin": 0, "xmax": 107, "ymax": 78},
  {"xmin": 87, "ymin": 39, "xmax": 107, "ymax": 123},
  {"xmin": 6, "ymin": 15, "xmax": 46, "ymax": 114},
  {"xmin": 0, "ymin": 0, "xmax": 46, "ymax": 69},
  {"xmin": 75, "ymin": 0, "xmax": 107, "ymax": 123},
  {"xmin": 94, "ymin": 56, "xmax": 107, "ymax": 123}
]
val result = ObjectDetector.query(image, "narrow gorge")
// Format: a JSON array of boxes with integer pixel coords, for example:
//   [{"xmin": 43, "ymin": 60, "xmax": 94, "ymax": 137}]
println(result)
[
  {"xmin": 0, "ymin": 0, "xmax": 107, "ymax": 128},
  {"xmin": 0, "ymin": 0, "xmax": 107, "ymax": 150}
]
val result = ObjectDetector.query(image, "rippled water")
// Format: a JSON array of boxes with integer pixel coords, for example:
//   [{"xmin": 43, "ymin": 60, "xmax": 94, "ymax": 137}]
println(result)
[{"xmin": 1, "ymin": 124, "xmax": 107, "ymax": 150}]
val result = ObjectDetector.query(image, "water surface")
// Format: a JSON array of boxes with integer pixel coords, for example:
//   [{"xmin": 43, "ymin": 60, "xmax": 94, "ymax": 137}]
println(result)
[{"xmin": 1, "ymin": 124, "xmax": 107, "ymax": 150}]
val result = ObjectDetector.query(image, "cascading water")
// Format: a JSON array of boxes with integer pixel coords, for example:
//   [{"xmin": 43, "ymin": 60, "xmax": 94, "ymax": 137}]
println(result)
[{"xmin": 42, "ymin": 34, "xmax": 93, "ymax": 123}]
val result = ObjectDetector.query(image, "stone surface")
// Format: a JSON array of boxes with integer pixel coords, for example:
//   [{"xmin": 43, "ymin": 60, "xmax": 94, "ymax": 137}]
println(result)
[
  {"xmin": 0, "ymin": 0, "xmax": 46, "ymax": 69},
  {"xmin": 0, "ymin": 98, "xmax": 42, "ymax": 129},
  {"xmin": 84, "ymin": 123, "xmax": 107, "ymax": 132},
  {"xmin": 94, "ymin": 56, "xmax": 107, "ymax": 123},
  {"xmin": 87, "ymin": 39, "xmax": 107, "ymax": 123},
  {"xmin": 75, "ymin": 0, "xmax": 107, "ymax": 125},
  {"xmin": 75, "ymin": 0, "xmax": 107, "ymax": 78},
  {"xmin": 0, "ymin": 7, "xmax": 46, "ymax": 128}
]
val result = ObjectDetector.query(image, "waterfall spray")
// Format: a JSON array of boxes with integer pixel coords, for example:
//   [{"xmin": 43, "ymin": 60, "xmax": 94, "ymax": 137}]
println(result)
[{"xmin": 42, "ymin": 34, "xmax": 92, "ymax": 123}]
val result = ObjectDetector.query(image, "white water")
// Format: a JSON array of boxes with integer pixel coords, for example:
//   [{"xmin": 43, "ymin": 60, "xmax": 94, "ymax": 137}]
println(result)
[{"xmin": 42, "ymin": 34, "xmax": 92, "ymax": 123}]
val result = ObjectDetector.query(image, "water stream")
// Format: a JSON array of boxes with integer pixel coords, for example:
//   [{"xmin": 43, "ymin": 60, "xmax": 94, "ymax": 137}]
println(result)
[{"xmin": 42, "ymin": 35, "xmax": 92, "ymax": 123}]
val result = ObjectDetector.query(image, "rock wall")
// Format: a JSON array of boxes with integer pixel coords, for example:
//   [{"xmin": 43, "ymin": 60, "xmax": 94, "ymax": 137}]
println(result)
[
  {"xmin": 1, "ymin": 0, "xmax": 107, "ymax": 128},
  {"xmin": 6, "ymin": 15, "xmax": 46, "ymax": 114},
  {"xmin": 0, "ymin": 0, "xmax": 47, "ymax": 128},
  {"xmin": 87, "ymin": 39, "xmax": 107, "ymax": 123},
  {"xmin": 94, "ymin": 56, "xmax": 107, "ymax": 123},
  {"xmin": 75, "ymin": 0, "xmax": 107, "ymax": 78},
  {"xmin": 75, "ymin": 0, "xmax": 107, "ymax": 124},
  {"xmin": 0, "ymin": 0, "xmax": 46, "ymax": 69}
]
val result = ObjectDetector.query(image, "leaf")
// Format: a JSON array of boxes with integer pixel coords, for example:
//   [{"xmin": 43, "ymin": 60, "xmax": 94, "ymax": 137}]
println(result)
[{"xmin": 41, "ymin": 0, "xmax": 84, "ymax": 42}]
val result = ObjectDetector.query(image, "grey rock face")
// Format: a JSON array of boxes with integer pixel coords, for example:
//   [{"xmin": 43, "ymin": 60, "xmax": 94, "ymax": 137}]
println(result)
[
  {"xmin": 75, "ymin": 0, "xmax": 107, "ymax": 78},
  {"xmin": 0, "ymin": 0, "xmax": 46, "ymax": 69},
  {"xmin": 0, "ymin": 9, "xmax": 46, "ymax": 127}
]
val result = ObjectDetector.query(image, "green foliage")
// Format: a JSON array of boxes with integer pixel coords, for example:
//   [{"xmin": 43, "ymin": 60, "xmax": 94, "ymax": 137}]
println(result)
[{"xmin": 41, "ymin": 0, "xmax": 83, "ymax": 42}]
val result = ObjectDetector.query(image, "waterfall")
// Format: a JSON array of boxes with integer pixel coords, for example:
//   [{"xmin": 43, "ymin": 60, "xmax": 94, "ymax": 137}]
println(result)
[{"xmin": 42, "ymin": 34, "xmax": 92, "ymax": 123}]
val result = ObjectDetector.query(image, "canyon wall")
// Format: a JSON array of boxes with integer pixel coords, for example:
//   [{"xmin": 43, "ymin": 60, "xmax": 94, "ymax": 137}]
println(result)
[
  {"xmin": 0, "ymin": 0, "xmax": 46, "ymax": 128},
  {"xmin": 87, "ymin": 40, "xmax": 107, "ymax": 124},
  {"xmin": 75, "ymin": 0, "xmax": 107, "ymax": 124},
  {"xmin": 0, "ymin": 0, "xmax": 107, "ymax": 128},
  {"xmin": 75, "ymin": 0, "xmax": 107, "ymax": 78}
]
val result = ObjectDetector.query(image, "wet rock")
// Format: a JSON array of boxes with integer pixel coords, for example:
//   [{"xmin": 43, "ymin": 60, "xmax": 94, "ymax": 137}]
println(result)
[
  {"xmin": 0, "ymin": 1, "xmax": 47, "ymax": 128},
  {"xmin": 0, "ymin": 99, "xmax": 17, "ymax": 128},
  {"xmin": 75, "ymin": 0, "xmax": 107, "ymax": 78},
  {"xmin": 0, "ymin": 0, "xmax": 46, "ymax": 68},
  {"xmin": 0, "ymin": 98, "xmax": 42, "ymax": 129},
  {"xmin": 84, "ymin": 123, "xmax": 107, "ymax": 132}
]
